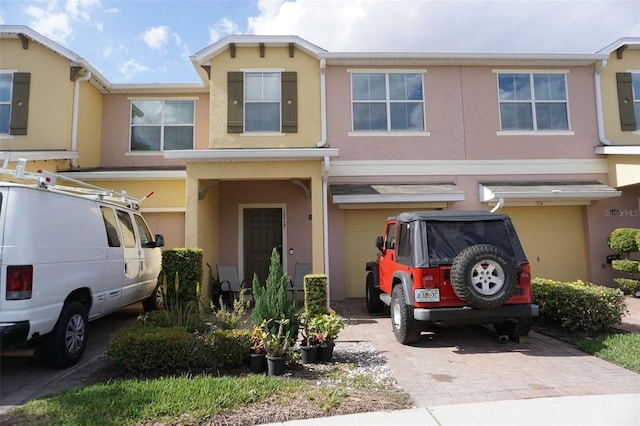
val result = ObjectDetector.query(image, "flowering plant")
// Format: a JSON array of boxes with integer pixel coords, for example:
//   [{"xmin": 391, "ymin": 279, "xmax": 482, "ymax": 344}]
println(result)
[
  {"xmin": 262, "ymin": 318, "xmax": 292, "ymax": 357},
  {"xmin": 309, "ymin": 311, "xmax": 345, "ymax": 345},
  {"xmin": 249, "ymin": 323, "xmax": 267, "ymax": 354}
]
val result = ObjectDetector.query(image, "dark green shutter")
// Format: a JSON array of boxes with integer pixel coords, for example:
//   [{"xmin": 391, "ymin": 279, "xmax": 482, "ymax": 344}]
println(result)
[
  {"xmin": 10, "ymin": 72, "xmax": 30, "ymax": 135},
  {"xmin": 281, "ymin": 72, "xmax": 297, "ymax": 133},
  {"xmin": 616, "ymin": 72, "xmax": 637, "ymax": 131},
  {"xmin": 227, "ymin": 72, "xmax": 243, "ymax": 133}
]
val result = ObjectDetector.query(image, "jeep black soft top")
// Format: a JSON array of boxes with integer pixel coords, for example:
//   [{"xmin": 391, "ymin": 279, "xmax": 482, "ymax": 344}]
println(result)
[{"xmin": 387, "ymin": 210, "xmax": 528, "ymax": 268}]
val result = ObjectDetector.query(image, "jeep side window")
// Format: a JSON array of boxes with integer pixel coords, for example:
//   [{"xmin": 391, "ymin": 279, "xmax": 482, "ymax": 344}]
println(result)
[
  {"xmin": 385, "ymin": 223, "xmax": 396, "ymax": 250},
  {"xmin": 134, "ymin": 214, "xmax": 154, "ymax": 248},
  {"xmin": 116, "ymin": 210, "xmax": 137, "ymax": 248},
  {"xmin": 100, "ymin": 206, "xmax": 121, "ymax": 247},
  {"xmin": 396, "ymin": 222, "xmax": 412, "ymax": 265}
]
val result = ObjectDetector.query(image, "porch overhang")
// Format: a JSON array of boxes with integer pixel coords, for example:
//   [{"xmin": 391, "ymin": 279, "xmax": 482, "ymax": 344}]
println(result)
[
  {"xmin": 164, "ymin": 148, "xmax": 339, "ymax": 162},
  {"xmin": 330, "ymin": 183, "xmax": 464, "ymax": 209},
  {"xmin": 480, "ymin": 181, "xmax": 621, "ymax": 207}
]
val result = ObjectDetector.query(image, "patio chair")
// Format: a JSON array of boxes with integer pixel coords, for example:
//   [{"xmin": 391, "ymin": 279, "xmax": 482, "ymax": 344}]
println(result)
[
  {"xmin": 216, "ymin": 264, "xmax": 252, "ymax": 304},
  {"xmin": 289, "ymin": 262, "xmax": 312, "ymax": 297}
]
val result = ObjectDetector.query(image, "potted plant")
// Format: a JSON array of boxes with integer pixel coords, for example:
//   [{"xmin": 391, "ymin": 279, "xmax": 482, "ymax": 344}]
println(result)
[
  {"xmin": 311, "ymin": 311, "xmax": 345, "ymax": 362},
  {"xmin": 263, "ymin": 318, "xmax": 292, "ymax": 376},
  {"xmin": 298, "ymin": 313, "xmax": 322, "ymax": 364},
  {"xmin": 248, "ymin": 323, "xmax": 267, "ymax": 373}
]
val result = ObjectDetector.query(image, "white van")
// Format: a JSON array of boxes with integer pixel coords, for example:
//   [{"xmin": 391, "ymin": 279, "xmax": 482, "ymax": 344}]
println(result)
[{"xmin": 0, "ymin": 161, "xmax": 164, "ymax": 367}]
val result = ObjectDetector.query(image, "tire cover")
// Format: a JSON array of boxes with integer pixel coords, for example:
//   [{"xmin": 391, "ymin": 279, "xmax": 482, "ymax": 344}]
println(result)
[{"xmin": 450, "ymin": 244, "xmax": 516, "ymax": 309}]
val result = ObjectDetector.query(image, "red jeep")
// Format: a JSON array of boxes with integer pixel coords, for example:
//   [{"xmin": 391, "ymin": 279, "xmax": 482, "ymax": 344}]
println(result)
[{"xmin": 365, "ymin": 210, "xmax": 539, "ymax": 344}]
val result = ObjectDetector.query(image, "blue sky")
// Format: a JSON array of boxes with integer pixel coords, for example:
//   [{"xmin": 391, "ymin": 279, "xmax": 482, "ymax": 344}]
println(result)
[{"xmin": 1, "ymin": 0, "xmax": 639, "ymax": 84}]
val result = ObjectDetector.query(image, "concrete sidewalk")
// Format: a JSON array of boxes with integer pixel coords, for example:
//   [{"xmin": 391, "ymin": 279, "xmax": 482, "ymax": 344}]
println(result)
[{"xmin": 261, "ymin": 393, "xmax": 640, "ymax": 425}]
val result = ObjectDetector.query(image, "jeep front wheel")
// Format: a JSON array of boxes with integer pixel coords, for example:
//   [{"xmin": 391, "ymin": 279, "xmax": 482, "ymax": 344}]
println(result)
[
  {"xmin": 450, "ymin": 244, "xmax": 516, "ymax": 309},
  {"xmin": 366, "ymin": 272, "xmax": 384, "ymax": 314},
  {"xmin": 391, "ymin": 285, "xmax": 420, "ymax": 344}
]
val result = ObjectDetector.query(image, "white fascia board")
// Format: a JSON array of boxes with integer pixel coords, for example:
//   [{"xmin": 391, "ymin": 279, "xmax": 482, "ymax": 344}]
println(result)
[
  {"xmin": 479, "ymin": 184, "xmax": 621, "ymax": 202},
  {"xmin": 56, "ymin": 170, "xmax": 186, "ymax": 180},
  {"xmin": 0, "ymin": 151, "xmax": 78, "ymax": 161},
  {"xmin": 333, "ymin": 192, "xmax": 465, "ymax": 204},
  {"xmin": 595, "ymin": 145, "xmax": 640, "ymax": 155},
  {"xmin": 163, "ymin": 148, "xmax": 339, "ymax": 161}
]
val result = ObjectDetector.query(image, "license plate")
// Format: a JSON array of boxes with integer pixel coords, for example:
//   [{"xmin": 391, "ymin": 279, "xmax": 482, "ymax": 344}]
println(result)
[{"xmin": 415, "ymin": 288, "xmax": 440, "ymax": 303}]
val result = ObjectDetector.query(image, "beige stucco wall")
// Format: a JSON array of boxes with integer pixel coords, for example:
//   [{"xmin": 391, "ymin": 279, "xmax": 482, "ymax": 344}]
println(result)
[
  {"xmin": 600, "ymin": 49, "xmax": 640, "ymax": 146},
  {"xmin": 0, "ymin": 38, "xmax": 75, "ymax": 151},
  {"xmin": 209, "ymin": 45, "xmax": 322, "ymax": 148},
  {"xmin": 73, "ymin": 80, "xmax": 103, "ymax": 168}
]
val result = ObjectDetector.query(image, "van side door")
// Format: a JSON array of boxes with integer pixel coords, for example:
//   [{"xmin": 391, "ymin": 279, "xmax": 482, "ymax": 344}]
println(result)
[
  {"xmin": 115, "ymin": 209, "xmax": 142, "ymax": 306},
  {"xmin": 133, "ymin": 213, "xmax": 162, "ymax": 300},
  {"xmin": 98, "ymin": 206, "xmax": 125, "ymax": 314}
]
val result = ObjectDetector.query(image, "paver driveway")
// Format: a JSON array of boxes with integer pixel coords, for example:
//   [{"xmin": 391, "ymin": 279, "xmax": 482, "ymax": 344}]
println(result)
[{"xmin": 335, "ymin": 297, "xmax": 640, "ymax": 408}]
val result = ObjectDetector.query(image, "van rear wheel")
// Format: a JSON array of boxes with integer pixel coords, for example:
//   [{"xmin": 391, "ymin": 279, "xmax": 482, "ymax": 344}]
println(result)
[{"xmin": 38, "ymin": 301, "xmax": 88, "ymax": 368}]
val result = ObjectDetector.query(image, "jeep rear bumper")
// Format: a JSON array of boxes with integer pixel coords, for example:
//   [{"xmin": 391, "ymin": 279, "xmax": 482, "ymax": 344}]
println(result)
[{"xmin": 414, "ymin": 304, "xmax": 539, "ymax": 322}]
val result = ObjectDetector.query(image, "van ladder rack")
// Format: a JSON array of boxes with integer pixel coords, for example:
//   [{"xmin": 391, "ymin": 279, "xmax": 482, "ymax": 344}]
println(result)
[{"xmin": 0, "ymin": 159, "xmax": 152, "ymax": 210}]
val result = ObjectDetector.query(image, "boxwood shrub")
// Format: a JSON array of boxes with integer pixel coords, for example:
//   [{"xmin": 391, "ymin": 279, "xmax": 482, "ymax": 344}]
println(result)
[
  {"xmin": 531, "ymin": 278, "xmax": 627, "ymax": 332},
  {"xmin": 108, "ymin": 323, "xmax": 252, "ymax": 374}
]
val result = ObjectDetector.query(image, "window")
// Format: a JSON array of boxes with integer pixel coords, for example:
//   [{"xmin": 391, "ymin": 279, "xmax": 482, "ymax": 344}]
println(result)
[
  {"xmin": 498, "ymin": 73, "xmax": 569, "ymax": 131},
  {"xmin": 0, "ymin": 72, "xmax": 30, "ymax": 136},
  {"xmin": 130, "ymin": 99, "xmax": 194, "ymax": 151},
  {"xmin": 0, "ymin": 73, "xmax": 12, "ymax": 134},
  {"xmin": 351, "ymin": 72, "xmax": 425, "ymax": 132},
  {"xmin": 116, "ymin": 210, "xmax": 136, "ymax": 248},
  {"xmin": 227, "ymin": 71, "xmax": 297, "ymax": 134},
  {"xmin": 100, "ymin": 207, "xmax": 121, "ymax": 248},
  {"xmin": 134, "ymin": 214, "xmax": 154, "ymax": 248},
  {"xmin": 245, "ymin": 72, "xmax": 281, "ymax": 132}
]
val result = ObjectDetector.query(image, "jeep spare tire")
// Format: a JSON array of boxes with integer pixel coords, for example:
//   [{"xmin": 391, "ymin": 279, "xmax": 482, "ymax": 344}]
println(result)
[{"xmin": 450, "ymin": 244, "xmax": 516, "ymax": 309}]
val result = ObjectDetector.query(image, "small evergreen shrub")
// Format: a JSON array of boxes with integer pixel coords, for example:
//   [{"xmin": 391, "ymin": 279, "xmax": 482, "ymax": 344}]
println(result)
[
  {"xmin": 532, "ymin": 278, "xmax": 627, "ymax": 332},
  {"xmin": 608, "ymin": 228, "xmax": 640, "ymax": 253},
  {"xmin": 108, "ymin": 325, "xmax": 195, "ymax": 373},
  {"xmin": 614, "ymin": 278, "xmax": 640, "ymax": 295},
  {"xmin": 196, "ymin": 329, "xmax": 252, "ymax": 368},
  {"xmin": 251, "ymin": 248, "xmax": 299, "ymax": 338},
  {"xmin": 608, "ymin": 228, "xmax": 640, "ymax": 294}
]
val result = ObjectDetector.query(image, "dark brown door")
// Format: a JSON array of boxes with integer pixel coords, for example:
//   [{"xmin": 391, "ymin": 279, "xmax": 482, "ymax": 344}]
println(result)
[{"xmin": 243, "ymin": 208, "xmax": 283, "ymax": 284}]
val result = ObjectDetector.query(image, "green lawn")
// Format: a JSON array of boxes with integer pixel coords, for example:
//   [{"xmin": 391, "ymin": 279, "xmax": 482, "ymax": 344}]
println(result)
[{"xmin": 576, "ymin": 333, "xmax": 640, "ymax": 373}]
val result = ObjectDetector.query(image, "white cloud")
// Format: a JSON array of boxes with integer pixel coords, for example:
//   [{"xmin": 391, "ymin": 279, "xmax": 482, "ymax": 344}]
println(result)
[
  {"xmin": 246, "ymin": 0, "xmax": 640, "ymax": 53},
  {"xmin": 23, "ymin": 0, "xmax": 103, "ymax": 44},
  {"xmin": 119, "ymin": 59, "xmax": 150, "ymax": 79},
  {"xmin": 142, "ymin": 26, "xmax": 170, "ymax": 50},
  {"xmin": 209, "ymin": 17, "xmax": 241, "ymax": 43}
]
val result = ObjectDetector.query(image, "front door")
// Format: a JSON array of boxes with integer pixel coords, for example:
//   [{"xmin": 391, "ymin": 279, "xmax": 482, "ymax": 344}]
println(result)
[{"xmin": 243, "ymin": 208, "xmax": 283, "ymax": 284}]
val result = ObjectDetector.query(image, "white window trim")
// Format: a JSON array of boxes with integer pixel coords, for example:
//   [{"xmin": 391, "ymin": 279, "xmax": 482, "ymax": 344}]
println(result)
[
  {"xmin": 349, "ymin": 70, "xmax": 427, "ymax": 133},
  {"xmin": 241, "ymin": 69, "xmax": 284, "ymax": 134},
  {"xmin": 128, "ymin": 98, "xmax": 196, "ymax": 152},
  {"xmin": 495, "ymin": 70, "xmax": 571, "ymax": 133},
  {"xmin": 0, "ymin": 70, "xmax": 18, "ymax": 137}
]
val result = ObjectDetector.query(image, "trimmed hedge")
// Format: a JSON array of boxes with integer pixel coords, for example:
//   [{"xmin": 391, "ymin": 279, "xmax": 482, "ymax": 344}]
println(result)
[
  {"xmin": 304, "ymin": 274, "xmax": 329, "ymax": 318},
  {"xmin": 608, "ymin": 228, "xmax": 640, "ymax": 253},
  {"xmin": 160, "ymin": 248, "xmax": 203, "ymax": 304},
  {"xmin": 532, "ymin": 278, "xmax": 627, "ymax": 332},
  {"xmin": 108, "ymin": 323, "xmax": 251, "ymax": 373}
]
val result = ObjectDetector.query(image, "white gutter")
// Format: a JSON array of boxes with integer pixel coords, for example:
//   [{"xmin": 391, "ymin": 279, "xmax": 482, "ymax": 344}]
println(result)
[
  {"xmin": 594, "ymin": 59, "xmax": 611, "ymax": 146},
  {"xmin": 70, "ymin": 70, "xmax": 91, "ymax": 168},
  {"xmin": 316, "ymin": 58, "xmax": 328, "ymax": 148}
]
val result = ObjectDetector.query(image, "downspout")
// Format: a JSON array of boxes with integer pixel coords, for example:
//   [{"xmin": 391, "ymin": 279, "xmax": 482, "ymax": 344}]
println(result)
[
  {"xmin": 594, "ymin": 59, "xmax": 612, "ymax": 146},
  {"xmin": 70, "ymin": 69, "xmax": 92, "ymax": 168},
  {"xmin": 315, "ymin": 57, "xmax": 330, "ymax": 305}
]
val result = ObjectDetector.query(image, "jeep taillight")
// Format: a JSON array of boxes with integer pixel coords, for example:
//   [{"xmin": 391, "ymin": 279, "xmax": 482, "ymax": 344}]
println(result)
[
  {"xmin": 422, "ymin": 275, "xmax": 435, "ymax": 288},
  {"xmin": 518, "ymin": 264, "xmax": 531, "ymax": 286},
  {"xmin": 6, "ymin": 265, "xmax": 33, "ymax": 300}
]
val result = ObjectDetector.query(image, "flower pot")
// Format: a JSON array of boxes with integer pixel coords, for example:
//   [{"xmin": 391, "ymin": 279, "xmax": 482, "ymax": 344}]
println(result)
[
  {"xmin": 249, "ymin": 352, "xmax": 267, "ymax": 373},
  {"xmin": 266, "ymin": 355, "xmax": 287, "ymax": 376},
  {"xmin": 317, "ymin": 343, "xmax": 335, "ymax": 362},
  {"xmin": 299, "ymin": 344, "xmax": 319, "ymax": 364}
]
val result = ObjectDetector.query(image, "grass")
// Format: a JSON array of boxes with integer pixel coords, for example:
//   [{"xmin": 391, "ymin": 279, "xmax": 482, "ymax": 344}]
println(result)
[
  {"xmin": 1, "ymin": 360, "xmax": 411, "ymax": 426},
  {"xmin": 576, "ymin": 333, "xmax": 640, "ymax": 374}
]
